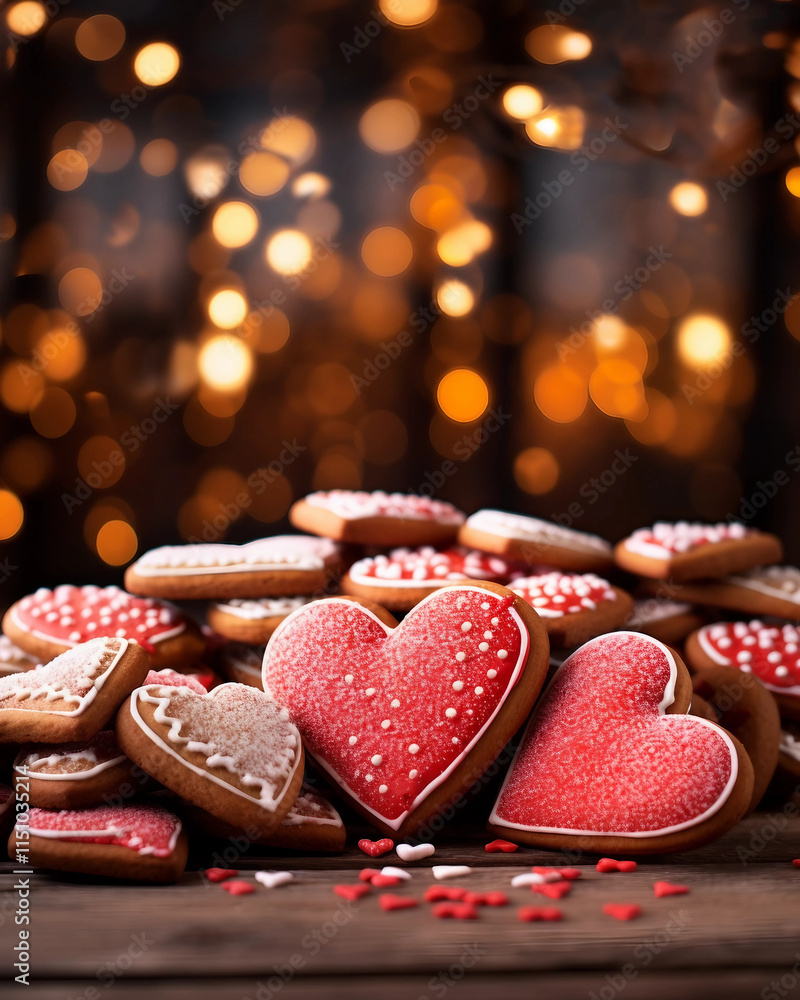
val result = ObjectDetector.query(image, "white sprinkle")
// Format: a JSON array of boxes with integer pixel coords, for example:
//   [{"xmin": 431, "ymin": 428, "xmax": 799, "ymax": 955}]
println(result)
[
  {"xmin": 445, "ymin": 708, "xmax": 457, "ymax": 718},
  {"xmin": 349, "ymin": 736, "xmax": 357, "ymax": 745},
  {"xmin": 433, "ymin": 865, "xmax": 472, "ymax": 881},
  {"xmin": 487, "ymin": 669, "xmax": 497, "ymax": 679},
  {"xmin": 461, "ymin": 621, "xmax": 472, "ymax": 632},
  {"xmin": 396, "ymin": 843, "xmax": 434, "ymax": 861},
  {"xmin": 511, "ymin": 872, "xmax": 546, "ymax": 888},
  {"xmin": 475, "ymin": 686, "xmax": 483, "ymax": 695},
  {"xmin": 484, "ymin": 630, "xmax": 493, "ymax": 639},
  {"xmin": 497, "ymin": 650, "xmax": 508, "ymax": 660},
  {"xmin": 481, "ymin": 602, "xmax": 490, "ymax": 610},
  {"xmin": 409, "ymin": 744, "xmax": 419, "ymax": 754},
  {"xmin": 391, "ymin": 699, "xmax": 400, "ymax": 708},
  {"xmin": 344, "ymin": 674, "xmax": 354, "ymax": 685},
  {"xmin": 455, "ymin": 652, "xmax": 466, "ymax": 662},
  {"xmin": 381, "ymin": 720, "xmax": 391, "ymax": 730},
  {"xmin": 381, "ymin": 867, "xmax": 411, "ymax": 880},
  {"xmin": 775, "ymin": 666, "xmax": 789, "ymax": 677},
  {"xmin": 452, "ymin": 680, "xmax": 464, "ymax": 691},
  {"xmin": 365, "ymin": 774, "xmax": 373, "ymax": 782},
  {"xmin": 491, "ymin": 617, "xmax": 499, "ymax": 625},
  {"xmin": 371, "ymin": 754, "xmax": 383, "ymax": 766},
  {"xmin": 365, "ymin": 688, "xmax": 376, "ymax": 696},
  {"xmin": 408, "ymin": 769, "xmax": 419, "ymax": 779},
  {"xmin": 255, "ymin": 871, "xmax": 294, "ymax": 889},
  {"xmin": 379, "ymin": 785, "xmax": 388, "ymax": 794},
  {"xmin": 452, "ymin": 737, "xmax": 459, "ymax": 744},
  {"xmin": 478, "ymin": 642, "xmax": 488, "ymax": 653}
]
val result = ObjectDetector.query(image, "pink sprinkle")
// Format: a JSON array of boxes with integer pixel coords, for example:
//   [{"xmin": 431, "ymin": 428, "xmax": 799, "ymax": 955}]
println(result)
[
  {"xmin": 205, "ymin": 868, "xmax": 238, "ymax": 883},
  {"xmin": 359, "ymin": 868, "xmax": 379, "ymax": 882},
  {"xmin": 559, "ymin": 868, "xmax": 582, "ymax": 880},
  {"xmin": 654, "ymin": 881, "xmax": 689, "ymax": 898},
  {"xmin": 603, "ymin": 903, "xmax": 642, "ymax": 921},
  {"xmin": 537, "ymin": 881, "xmax": 572, "ymax": 900},
  {"xmin": 596, "ymin": 858, "xmax": 636, "ymax": 873},
  {"xmin": 793, "ymin": 859, "xmax": 800, "ymax": 868},
  {"xmin": 424, "ymin": 885, "xmax": 467, "ymax": 903},
  {"xmin": 221, "ymin": 880, "xmax": 255, "ymax": 896},
  {"xmin": 370, "ymin": 874, "xmax": 401, "ymax": 888},
  {"xmin": 333, "ymin": 883, "xmax": 371, "ymax": 902}
]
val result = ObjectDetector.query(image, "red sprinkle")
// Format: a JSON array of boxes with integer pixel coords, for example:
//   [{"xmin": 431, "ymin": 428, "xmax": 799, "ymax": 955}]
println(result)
[
  {"xmin": 596, "ymin": 858, "xmax": 637, "ymax": 873},
  {"xmin": 370, "ymin": 874, "xmax": 401, "ymax": 888},
  {"xmin": 603, "ymin": 903, "xmax": 642, "ymax": 921},
  {"xmin": 358, "ymin": 838, "xmax": 394, "ymax": 858},
  {"xmin": 424, "ymin": 885, "xmax": 467, "ymax": 903},
  {"xmin": 517, "ymin": 906, "xmax": 563, "ymax": 922},
  {"xmin": 559, "ymin": 868, "xmax": 582, "ymax": 880},
  {"xmin": 538, "ymin": 881, "xmax": 572, "ymax": 900},
  {"xmin": 221, "ymin": 880, "xmax": 254, "ymax": 895},
  {"xmin": 654, "ymin": 881, "xmax": 689, "ymax": 898},
  {"xmin": 793, "ymin": 859, "xmax": 800, "ymax": 868},
  {"xmin": 359, "ymin": 868, "xmax": 379, "ymax": 882},
  {"xmin": 485, "ymin": 839, "xmax": 519, "ymax": 853},
  {"xmin": 483, "ymin": 891, "xmax": 509, "ymax": 907},
  {"xmin": 431, "ymin": 902, "xmax": 479, "ymax": 920},
  {"xmin": 380, "ymin": 894, "xmax": 419, "ymax": 911},
  {"xmin": 334, "ymin": 883, "xmax": 371, "ymax": 902},
  {"xmin": 617, "ymin": 860, "xmax": 638, "ymax": 873},
  {"xmin": 205, "ymin": 868, "xmax": 238, "ymax": 882}
]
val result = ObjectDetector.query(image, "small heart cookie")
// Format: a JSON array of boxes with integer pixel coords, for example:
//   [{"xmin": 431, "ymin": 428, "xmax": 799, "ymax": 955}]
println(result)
[
  {"xmin": 3, "ymin": 585, "xmax": 204, "ymax": 670},
  {"xmin": 488, "ymin": 631, "xmax": 753, "ymax": 853},
  {"xmin": 117, "ymin": 681, "xmax": 303, "ymax": 836},
  {"xmin": 0, "ymin": 633, "xmax": 39, "ymax": 678},
  {"xmin": 263, "ymin": 581, "xmax": 549, "ymax": 837},
  {"xmin": 0, "ymin": 637, "xmax": 148, "ymax": 743}
]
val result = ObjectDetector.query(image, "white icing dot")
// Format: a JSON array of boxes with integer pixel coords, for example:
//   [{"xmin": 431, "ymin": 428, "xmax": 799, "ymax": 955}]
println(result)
[
  {"xmin": 379, "ymin": 785, "xmax": 388, "ymax": 794},
  {"xmin": 452, "ymin": 680, "xmax": 464, "ymax": 691},
  {"xmin": 484, "ymin": 630, "xmax": 493, "ymax": 639},
  {"xmin": 409, "ymin": 770, "xmax": 418, "ymax": 779},
  {"xmin": 487, "ymin": 668, "xmax": 497, "ymax": 679},
  {"xmin": 475, "ymin": 686, "xmax": 483, "ymax": 695},
  {"xmin": 481, "ymin": 602, "xmax": 490, "ymax": 610},
  {"xmin": 408, "ymin": 744, "xmax": 419, "ymax": 754},
  {"xmin": 461, "ymin": 622, "xmax": 472, "ymax": 632},
  {"xmin": 479, "ymin": 642, "xmax": 489, "ymax": 652},
  {"xmin": 371, "ymin": 754, "xmax": 383, "ymax": 766},
  {"xmin": 381, "ymin": 720, "xmax": 391, "ymax": 730},
  {"xmin": 365, "ymin": 688, "xmax": 376, "ymax": 696},
  {"xmin": 497, "ymin": 650, "xmax": 508, "ymax": 660},
  {"xmin": 491, "ymin": 617, "xmax": 499, "ymax": 625},
  {"xmin": 344, "ymin": 675, "xmax": 354, "ymax": 685},
  {"xmin": 349, "ymin": 736, "xmax": 358, "ymax": 745},
  {"xmin": 452, "ymin": 737, "xmax": 459, "ymax": 744},
  {"xmin": 455, "ymin": 652, "xmax": 466, "ymax": 662},
  {"xmin": 737, "ymin": 651, "xmax": 752, "ymax": 664},
  {"xmin": 740, "ymin": 664, "xmax": 752, "ymax": 673},
  {"xmin": 391, "ymin": 699, "xmax": 400, "ymax": 708},
  {"xmin": 445, "ymin": 708, "xmax": 457, "ymax": 718},
  {"xmin": 365, "ymin": 774, "xmax": 373, "ymax": 782},
  {"xmin": 775, "ymin": 666, "xmax": 789, "ymax": 677}
]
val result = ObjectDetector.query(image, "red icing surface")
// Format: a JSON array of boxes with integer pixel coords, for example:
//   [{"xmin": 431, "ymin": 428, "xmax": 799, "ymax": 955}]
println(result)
[
  {"xmin": 305, "ymin": 490, "xmax": 464, "ymax": 523},
  {"xmin": 348, "ymin": 547, "xmax": 517, "ymax": 586},
  {"xmin": 26, "ymin": 804, "xmax": 180, "ymax": 856},
  {"xmin": 511, "ymin": 572, "xmax": 615, "ymax": 617},
  {"xmin": 143, "ymin": 669, "xmax": 207, "ymax": 694},
  {"xmin": 13, "ymin": 586, "xmax": 187, "ymax": 653},
  {"xmin": 491, "ymin": 632, "xmax": 736, "ymax": 837},
  {"xmin": 697, "ymin": 620, "xmax": 800, "ymax": 694},
  {"xmin": 263, "ymin": 588, "xmax": 529, "ymax": 829}
]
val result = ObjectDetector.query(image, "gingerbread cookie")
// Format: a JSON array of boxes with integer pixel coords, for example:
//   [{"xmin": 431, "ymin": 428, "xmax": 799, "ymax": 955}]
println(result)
[
  {"xmin": 660, "ymin": 566, "xmax": 800, "ymax": 621},
  {"xmin": 289, "ymin": 490, "xmax": 465, "ymax": 547},
  {"xmin": 207, "ymin": 597, "xmax": 311, "ymax": 645},
  {"xmin": 9, "ymin": 803, "xmax": 188, "ymax": 882},
  {"xmin": 458, "ymin": 509, "xmax": 613, "ymax": 572},
  {"xmin": 488, "ymin": 631, "xmax": 753, "ymax": 853},
  {"xmin": 218, "ymin": 643, "xmax": 265, "ymax": 689},
  {"xmin": 0, "ymin": 637, "xmax": 148, "ymax": 743},
  {"xmin": 778, "ymin": 723, "xmax": 800, "ymax": 782},
  {"xmin": 0, "ymin": 634, "xmax": 39, "ymax": 678},
  {"xmin": 510, "ymin": 572, "xmax": 633, "ymax": 649},
  {"xmin": 341, "ymin": 547, "xmax": 519, "ymax": 612},
  {"xmin": 125, "ymin": 536, "xmax": 342, "ymax": 600},
  {"xmin": 262, "ymin": 581, "xmax": 550, "ymax": 838},
  {"xmin": 614, "ymin": 522, "xmax": 782, "ymax": 582},
  {"xmin": 187, "ymin": 784, "xmax": 346, "ymax": 852},
  {"xmin": 3, "ymin": 585, "xmax": 204, "ymax": 671},
  {"xmin": 690, "ymin": 666, "xmax": 780, "ymax": 812},
  {"xmin": 117, "ymin": 681, "xmax": 304, "ymax": 836},
  {"xmin": 686, "ymin": 621, "xmax": 800, "ymax": 720},
  {"xmin": 624, "ymin": 598, "xmax": 705, "ymax": 646}
]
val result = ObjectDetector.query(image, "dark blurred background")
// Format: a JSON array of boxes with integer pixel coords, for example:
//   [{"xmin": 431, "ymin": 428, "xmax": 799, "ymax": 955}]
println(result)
[{"xmin": 2, "ymin": 0, "xmax": 800, "ymax": 601}]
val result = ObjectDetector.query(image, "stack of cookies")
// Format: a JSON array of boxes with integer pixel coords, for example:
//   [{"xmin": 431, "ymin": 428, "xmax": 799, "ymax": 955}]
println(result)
[{"xmin": 0, "ymin": 489, "xmax": 796, "ymax": 882}]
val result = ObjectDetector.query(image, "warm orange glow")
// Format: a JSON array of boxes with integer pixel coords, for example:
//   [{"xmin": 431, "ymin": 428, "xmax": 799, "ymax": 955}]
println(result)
[
  {"xmin": 212, "ymin": 202, "xmax": 259, "ymax": 248},
  {"xmin": 526, "ymin": 25, "xmax": 592, "ymax": 63},
  {"xmin": 208, "ymin": 290, "xmax": 248, "ymax": 329},
  {"xmin": 410, "ymin": 184, "xmax": 464, "ymax": 230},
  {"xmin": 669, "ymin": 181, "xmax": 708, "ymax": 216},
  {"xmin": 502, "ymin": 85, "xmax": 543, "ymax": 121},
  {"xmin": 33, "ymin": 329, "xmax": 86, "ymax": 382},
  {"xmin": 292, "ymin": 172, "xmax": 331, "ymax": 199},
  {"xmin": 96, "ymin": 520, "xmax": 138, "ymax": 565},
  {"xmin": 185, "ymin": 149, "xmax": 230, "ymax": 199},
  {"xmin": 379, "ymin": 0, "xmax": 438, "ymax": 26},
  {"xmin": 436, "ymin": 279, "xmax": 474, "ymax": 316},
  {"xmin": 436, "ymin": 220, "xmax": 492, "ymax": 266},
  {"xmin": 525, "ymin": 106, "xmax": 585, "ymax": 149},
  {"xmin": 306, "ymin": 363, "xmax": 358, "ymax": 416},
  {"xmin": 677, "ymin": 314, "xmax": 732, "ymax": 368},
  {"xmin": 58, "ymin": 268, "xmax": 103, "ymax": 316},
  {"xmin": 75, "ymin": 14, "xmax": 125, "ymax": 60},
  {"xmin": 260, "ymin": 117, "xmax": 316, "ymax": 165},
  {"xmin": 134, "ymin": 42, "xmax": 180, "ymax": 86},
  {"xmin": 0, "ymin": 362, "xmax": 44, "ymax": 413},
  {"xmin": 534, "ymin": 365, "xmax": 588, "ymax": 423},
  {"xmin": 92, "ymin": 122, "xmax": 135, "ymax": 173},
  {"xmin": 7, "ymin": 2, "xmax": 46, "ymax": 36},
  {"xmin": 198, "ymin": 335, "xmax": 253, "ymax": 391},
  {"xmin": 589, "ymin": 360, "xmax": 647, "ymax": 419},
  {"xmin": 626, "ymin": 389, "xmax": 678, "ymax": 445},
  {"xmin": 78, "ymin": 436, "xmax": 125, "ymax": 488},
  {"xmin": 361, "ymin": 227, "xmax": 413, "ymax": 276},
  {"xmin": 1, "ymin": 437, "xmax": 53, "ymax": 493},
  {"xmin": 29, "ymin": 387, "xmax": 77, "ymax": 438},
  {"xmin": 514, "ymin": 447, "xmax": 559, "ymax": 494},
  {"xmin": 140, "ymin": 139, "xmax": 178, "ymax": 176},
  {"xmin": 786, "ymin": 166, "xmax": 800, "ymax": 197},
  {"xmin": 239, "ymin": 151, "xmax": 290, "ymax": 197},
  {"xmin": 47, "ymin": 150, "xmax": 89, "ymax": 192},
  {"xmin": 437, "ymin": 368, "xmax": 489, "ymax": 422},
  {"xmin": 359, "ymin": 100, "xmax": 420, "ymax": 153},
  {"xmin": 265, "ymin": 229, "xmax": 313, "ymax": 275},
  {"xmin": 0, "ymin": 489, "xmax": 24, "ymax": 540}
]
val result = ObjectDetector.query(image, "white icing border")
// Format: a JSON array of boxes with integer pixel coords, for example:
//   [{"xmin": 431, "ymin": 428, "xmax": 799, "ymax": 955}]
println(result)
[
  {"xmin": 465, "ymin": 509, "xmax": 611, "ymax": 555},
  {"xmin": 726, "ymin": 567, "xmax": 800, "ymax": 606},
  {"xmin": 304, "ymin": 491, "xmax": 465, "ymax": 524},
  {"xmin": 263, "ymin": 585, "xmax": 530, "ymax": 832},
  {"xmin": 488, "ymin": 631, "xmax": 739, "ymax": 838},
  {"xmin": 26, "ymin": 812, "xmax": 181, "ymax": 856},
  {"xmin": 131, "ymin": 536, "xmax": 340, "ymax": 577},
  {"xmin": 213, "ymin": 597, "xmax": 309, "ymax": 620},
  {"xmin": 282, "ymin": 788, "xmax": 343, "ymax": 828},
  {"xmin": 129, "ymin": 682, "xmax": 302, "ymax": 814},
  {"xmin": 697, "ymin": 624, "xmax": 800, "ymax": 698},
  {"xmin": 14, "ymin": 743, "xmax": 127, "ymax": 782}
]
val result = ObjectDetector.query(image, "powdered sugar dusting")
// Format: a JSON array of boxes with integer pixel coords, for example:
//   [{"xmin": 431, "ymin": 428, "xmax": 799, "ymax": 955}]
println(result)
[
  {"xmin": 281, "ymin": 786, "xmax": 343, "ymax": 827},
  {"xmin": 0, "ymin": 637, "xmax": 128, "ymax": 716},
  {"xmin": 26, "ymin": 803, "xmax": 181, "ymax": 856},
  {"xmin": 213, "ymin": 597, "xmax": 310, "ymax": 619},
  {"xmin": 143, "ymin": 669, "xmax": 207, "ymax": 694},
  {"xmin": 465, "ymin": 510, "xmax": 611, "ymax": 554},
  {"xmin": 18, "ymin": 730, "xmax": 125, "ymax": 777},
  {"xmin": 305, "ymin": 490, "xmax": 465, "ymax": 524},
  {"xmin": 348, "ymin": 546, "xmax": 518, "ymax": 589},
  {"xmin": 263, "ymin": 586, "xmax": 529, "ymax": 830},
  {"xmin": 0, "ymin": 634, "xmax": 39, "ymax": 672},
  {"xmin": 490, "ymin": 632, "xmax": 736, "ymax": 836},
  {"xmin": 697, "ymin": 620, "xmax": 800, "ymax": 696},
  {"xmin": 511, "ymin": 572, "xmax": 615, "ymax": 618}
]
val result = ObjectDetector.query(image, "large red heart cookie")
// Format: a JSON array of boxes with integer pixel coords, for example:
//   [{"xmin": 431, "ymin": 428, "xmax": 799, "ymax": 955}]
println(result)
[
  {"xmin": 262, "ymin": 582, "xmax": 549, "ymax": 837},
  {"xmin": 488, "ymin": 631, "xmax": 753, "ymax": 853}
]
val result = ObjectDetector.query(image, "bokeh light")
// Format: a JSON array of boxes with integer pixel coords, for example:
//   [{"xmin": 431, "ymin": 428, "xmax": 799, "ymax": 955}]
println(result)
[
  {"xmin": 502, "ymin": 85, "xmax": 544, "ymax": 120},
  {"xmin": 265, "ymin": 230, "xmax": 313, "ymax": 275},
  {"xmin": 29, "ymin": 387, "xmax": 77, "ymax": 438},
  {"xmin": 526, "ymin": 26, "xmax": 592, "ymax": 63},
  {"xmin": 514, "ymin": 447, "xmax": 559, "ymax": 494},
  {"xmin": 669, "ymin": 182, "xmax": 708, "ymax": 216},
  {"xmin": 260, "ymin": 117, "xmax": 316, "ymax": 165},
  {"xmin": 58, "ymin": 268, "xmax": 102, "ymax": 317},
  {"xmin": 361, "ymin": 227, "xmax": 413, "ymax": 276},
  {"xmin": 75, "ymin": 14, "xmax": 125, "ymax": 60},
  {"xmin": 379, "ymin": 0, "xmax": 438, "ymax": 26},
  {"xmin": 198, "ymin": 335, "xmax": 253, "ymax": 391},
  {"xmin": 95, "ymin": 520, "xmax": 138, "ymax": 565},
  {"xmin": 785, "ymin": 166, "xmax": 800, "ymax": 197},
  {"xmin": 359, "ymin": 100, "xmax": 420, "ymax": 153},
  {"xmin": 436, "ymin": 279, "xmax": 475, "ymax": 316},
  {"xmin": 239, "ymin": 151, "xmax": 290, "ymax": 196},
  {"xmin": 47, "ymin": 151, "xmax": 89, "ymax": 192},
  {"xmin": 525, "ymin": 107, "xmax": 585, "ymax": 150},
  {"xmin": 140, "ymin": 139, "xmax": 178, "ymax": 176},
  {"xmin": 534, "ymin": 365, "xmax": 588, "ymax": 423},
  {"xmin": 0, "ymin": 489, "xmax": 24, "ymax": 540},
  {"xmin": 437, "ymin": 368, "xmax": 489, "ymax": 422},
  {"xmin": 677, "ymin": 314, "xmax": 732, "ymax": 368},
  {"xmin": 134, "ymin": 43, "xmax": 181, "ymax": 87},
  {"xmin": 7, "ymin": 2, "xmax": 46, "ymax": 37},
  {"xmin": 208, "ymin": 289, "xmax": 248, "ymax": 329},
  {"xmin": 212, "ymin": 202, "xmax": 259, "ymax": 248}
]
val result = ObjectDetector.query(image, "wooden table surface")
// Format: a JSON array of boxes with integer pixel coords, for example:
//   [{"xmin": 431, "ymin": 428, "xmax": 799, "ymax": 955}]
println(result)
[{"xmin": 2, "ymin": 810, "xmax": 799, "ymax": 1000}]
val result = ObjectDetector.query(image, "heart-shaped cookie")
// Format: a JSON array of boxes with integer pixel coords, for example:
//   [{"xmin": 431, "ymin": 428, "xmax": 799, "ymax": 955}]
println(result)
[
  {"xmin": 0, "ymin": 637, "xmax": 148, "ymax": 743},
  {"xmin": 116, "ymin": 681, "xmax": 304, "ymax": 835},
  {"xmin": 686, "ymin": 620, "xmax": 800, "ymax": 719},
  {"xmin": 488, "ymin": 631, "xmax": 753, "ymax": 853},
  {"xmin": 262, "ymin": 582, "xmax": 549, "ymax": 837}
]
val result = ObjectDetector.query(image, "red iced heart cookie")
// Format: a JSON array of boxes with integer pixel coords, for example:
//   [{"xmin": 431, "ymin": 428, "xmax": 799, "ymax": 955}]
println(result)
[
  {"xmin": 263, "ymin": 583, "xmax": 548, "ymax": 837},
  {"xmin": 687, "ymin": 621, "xmax": 800, "ymax": 719},
  {"xmin": 358, "ymin": 838, "xmax": 394, "ymax": 857},
  {"xmin": 488, "ymin": 632, "xmax": 754, "ymax": 853},
  {"xmin": 3, "ymin": 585, "xmax": 204, "ymax": 670}
]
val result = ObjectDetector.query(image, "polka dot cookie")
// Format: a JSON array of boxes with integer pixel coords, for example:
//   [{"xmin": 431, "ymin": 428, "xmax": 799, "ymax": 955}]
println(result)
[
  {"xmin": 3, "ymin": 585, "xmax": 204, "ymax": 670},
  {"xmin": 654, "ymin": 565, "xmax": 800, "ymax": 622},
  {"xmin": 262, "ymin": 581, "xmax": 549, "ymax": 838}
]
